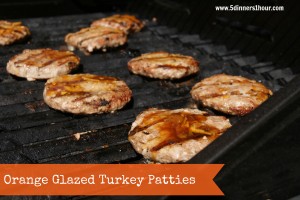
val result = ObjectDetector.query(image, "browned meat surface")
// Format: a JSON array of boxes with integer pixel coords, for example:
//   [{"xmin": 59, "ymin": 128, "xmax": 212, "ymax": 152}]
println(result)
[
  {"xmin": 65, "ymin": 26, "xmax": 127, "ymax": 54},
  {"xmin": 128, "ymin": 108, "xmax": 231, "ymax": 163},
  {"xmin": 91, "ymin": 14, "xmax": 144, "ymax": 34},
  {"xmin": 190, "ymin": 74, "xmax": 273, "ymax": 115},
  {"xmin": 43, "ymin": 74, "xmax": 132, "ymax": 114},
  {"xmin": 128, "ymin": 52, "xmax": 199, "ymax": 79},
  {"xmin": 0, "ymin": 20, "xmax": 30, "ymax": 46},
  {"xmin": 6, "ymin": 48, "xmax": 80, "ymax": 81}
]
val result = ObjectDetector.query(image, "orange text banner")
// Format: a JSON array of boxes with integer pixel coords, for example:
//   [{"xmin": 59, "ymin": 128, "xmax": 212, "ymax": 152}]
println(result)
[{"xmin": 0, "ymin": 164, "xmax": 224, "ymax": 196}]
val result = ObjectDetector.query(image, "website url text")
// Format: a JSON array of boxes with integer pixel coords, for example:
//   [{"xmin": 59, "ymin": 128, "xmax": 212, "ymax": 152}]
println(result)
[{"xmin": 215, "ymin": 5, "xmax": 284, "ymax": 11}]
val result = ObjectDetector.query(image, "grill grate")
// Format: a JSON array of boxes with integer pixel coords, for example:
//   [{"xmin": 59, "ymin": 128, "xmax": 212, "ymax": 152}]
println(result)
[{"xmin": 0, "ymin": 12, "xmax": 296, "ymax": 164}]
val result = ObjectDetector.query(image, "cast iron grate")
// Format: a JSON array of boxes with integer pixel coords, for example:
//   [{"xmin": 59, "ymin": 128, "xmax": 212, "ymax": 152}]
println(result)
[{"xmin": 0, "ymin": 12, "xmax": 296, "ymax": 164}]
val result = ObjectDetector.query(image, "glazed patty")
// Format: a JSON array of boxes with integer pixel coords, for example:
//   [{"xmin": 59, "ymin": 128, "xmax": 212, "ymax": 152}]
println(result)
[
  {"xmin": 43, "ymin": 74, "xmax": 132, "ymax": 114},
  {"xmin": 0, "ymin": 20, "xmax": 30, "ymax": 46},
  {"xmin": 65, "ymin": 26, "xmax": 127, "ymax": 54},
  {"xmin": 91, "ymin": 14, "xmax": 144, "ymax": 34},
  {"xmin": 190, "ymin": 74, "xmax": 273, "ymax": 116},
  {"xmin": 128, "ymin": 108, "xmax": 231, "ymax": 163},
  {"xmin": 6, "ymin": 48, "xmax": 80, "ymax": 81},
  {"xmin": 128, "ymin": 52, "xmax": 199, "ymax": 79}
]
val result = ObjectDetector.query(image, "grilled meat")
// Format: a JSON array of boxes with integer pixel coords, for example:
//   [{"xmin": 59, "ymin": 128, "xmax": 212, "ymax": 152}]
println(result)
[
  {"xmin": 43, "ymin": 74, "xmax": 132, "ymax": 114},
  {"xmin": 0, "ymin": 20, "xmax": 30, "ymax": 46},
  {"xmin": 6, "ymin": 48, "xmax": 80, "ymax": 81},
  {"xmin": 128, "ymin": 108, "xmax": 231, "ymax": 163},
  {"xmin": 91, "ymin": 14, "xmax": 144, "ymax": 34},
  {"xmin": 65, "ymin": 26, "xmax": 127, "ymax": 54},
  {"xmin": 190, "ymin": 74, "xmax": 273, "ymax": 116},
  {"xmin": 127, "ymin": 52, "xmax": 199, "ymax": 79}
]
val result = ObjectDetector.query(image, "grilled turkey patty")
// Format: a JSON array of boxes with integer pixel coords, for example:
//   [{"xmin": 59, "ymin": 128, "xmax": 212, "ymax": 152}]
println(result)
[
  {"xmin": 43, "ymin": 74, "xmax": 132, "ymax": 114},
  {"xmin": 0, "ymin": 20, "xmax": 30, "ymax": 46},
  {"xmin": 190, "ymin": 74, "xmax": 273, "ymax": 116},
  {"xmin": 128, "ymin": 108, "xmax": 231, "ymax": 163},
  {"xmin": 65, "ymin": 26, "xmax": 127, "ymax": 54},
  {"xmin": 91, "ymin": 14, "xmax": 144, "ymax": 34},
  {"xmin": 128, "ymin": 52, "xmax": 199, "ymax": 79},
  {"xmin": 6, "ymin": 48, "xmax": 80, "ymax": 81}
]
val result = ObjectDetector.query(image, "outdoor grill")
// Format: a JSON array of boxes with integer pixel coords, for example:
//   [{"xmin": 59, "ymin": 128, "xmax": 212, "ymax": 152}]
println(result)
[{"xmin": 0, "ymin": 0, "xmax": 299, "ymax": 199}]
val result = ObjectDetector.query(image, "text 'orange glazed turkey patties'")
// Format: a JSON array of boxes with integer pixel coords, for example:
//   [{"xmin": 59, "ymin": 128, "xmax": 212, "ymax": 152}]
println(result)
[
  {"xmin": 128, "ymin": 108, "xmax": 231, "ymax": 163},
  {"xmin": 43, "ymin": 74, "xmax": 132, "ymax": 114},
  {"xmin": 190, "ymin": 74, "xmax": 273, "ymax": 116},
  {"xmin": 6, "ymin": 48, "xmax": 80, "ymax": 81},
  {"xmin": 91, "ymin": 14, "xmax": 144, "ymax": 34},
  {"xmin": 128, "ymin": 52, "xmax": 199, "ymax": 79},
  {"xmin": 0, "ymin": 20, "xmax": 30, "ymax": 46}
]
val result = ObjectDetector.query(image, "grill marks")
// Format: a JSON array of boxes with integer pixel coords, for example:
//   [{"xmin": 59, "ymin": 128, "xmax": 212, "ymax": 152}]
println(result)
[
  {"xmin": 45, "ymin": 74, "xmax": 118, "ymax": 97},
  {"xmin": 130, "ymin": 111, "xmax": 219, "ymax": 151},
  {"xmin": 91, "ymin": 14, "xmax": 144, "ymax": 34},
  {"xmin": 14, "ymin": 51, "xmax": 46, "ymax": 65},
  {"xmin": 65, "ymin": 26, "xmax": 127, "ymax": 54},
  {"xmin": 45, "ymin": 74, "xmax": 118, "ymax": 99},
  {"xmin": 43, "ymin": 74, "xmax": 132, "ymax": 114},
  {"xmin": 128, "ymin": 108, "xmax": 231, "ymax": 163},
  {"xmin": 130, "ymin": 110, "xmax": 221, "ymax": 151},
  {"xmin": 191, "ymin": 74, "xmax": 273, "ymax": 115},
  {"xmin": 74, "ymin": 28, "xmax": 120, "ymax": 45},
  {"xmin": 6, "ymin": 49, "xmax": 80, "ymax": 81},
  {"xmin": 129, "ymin": 109, "xmax": 168, "ymax": 136},
  {"xmin": 14, "ymin": 49, "xmax": 77, "ymax": 67},
  {"xmin": 128, "ymin": 51, "xmax": 199, "ymax": 79},
  {"xmin": 40, "ymin": 54, "xmax": 77, "ymax": 67},
  {"xmin": 0, "ymin": 21, "xmax": 30, "ymax": 46}
]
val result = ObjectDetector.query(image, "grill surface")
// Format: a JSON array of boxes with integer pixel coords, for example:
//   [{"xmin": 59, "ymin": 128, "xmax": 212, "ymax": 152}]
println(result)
[{"xmin": 0, "ymin": 12, "xmax": 297, "ymax": 164}]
